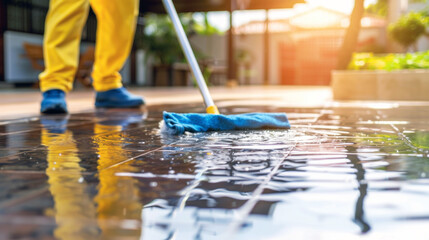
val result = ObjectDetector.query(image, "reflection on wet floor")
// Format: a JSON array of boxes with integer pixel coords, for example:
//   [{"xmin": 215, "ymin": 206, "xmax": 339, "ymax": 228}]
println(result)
[{"xmin": 1, "ymin": 101, "xmax": 429, "ymax": 239}]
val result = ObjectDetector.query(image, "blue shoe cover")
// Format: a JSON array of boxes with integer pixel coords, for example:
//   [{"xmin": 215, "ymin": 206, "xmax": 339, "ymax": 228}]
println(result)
[
  {"xmin": 40, "ymin": 115, "xmax": 69, "ymax": 134},
  {"xmin": 95, "ymin": 87, "xmax": 144, "ymax": 108},
  {"xmin": 41, "ymin": 89, "xmax": 68, "ymax": 114}
]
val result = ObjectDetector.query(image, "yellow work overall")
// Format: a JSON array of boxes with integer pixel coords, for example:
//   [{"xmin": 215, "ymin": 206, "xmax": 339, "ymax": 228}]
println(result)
[
  {"xmin": 39, "ymin": 0, "xmax": 139, "ymax": 92},
  {"xmin": 42, "ymin": 129, "xmax": 98, "ymax": 240},
  {"xmin": 94, "ymin": 123, "xmax": 142, "ymax": 238}
]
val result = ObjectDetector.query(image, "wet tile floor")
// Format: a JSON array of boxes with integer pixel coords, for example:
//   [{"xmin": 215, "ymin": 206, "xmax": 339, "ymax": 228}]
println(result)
[{"xmin": 1, "ymin": 100, "xmax": 429, "ymax": 240}]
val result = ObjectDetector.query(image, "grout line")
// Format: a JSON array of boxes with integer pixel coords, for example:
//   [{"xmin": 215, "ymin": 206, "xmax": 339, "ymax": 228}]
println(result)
[
  {"xmin": 389, "ymin": 124, "xmax": 428, "ymax": 156},
  {"xmin": 175, "ymin": 168, "xmax": 209, "ymax": 213},
  {"xmin": 0, "ymin": 120, "xmax": 96, "ymax": 137},
  {"xmin": 0, "ymin": 186, "xmax": 49, "ymax": 209},
  {"xmin": 0, "ymin": 119, "xmax": 112, "ymax": 152},
  {"xmin": 0, "ymin": 123, "xmax": 148, "ymax": 161},
  {"xmin": 227, "ymin": 104, "xmax": 326, "ymax": 236},
  {"xmin": 0, "ymin": 146, "xmax": 44, "ymax": 160},
  {"xmin": 102, "ymin": 140, "xmax": 180, "ymax": 171},
  {"xmin": 102, "ymin": 146, "xmax": 165, "ymax": 170},
  {"xmin": 227, "ymin": 145, "xmax": 296, "ymax": 236}
]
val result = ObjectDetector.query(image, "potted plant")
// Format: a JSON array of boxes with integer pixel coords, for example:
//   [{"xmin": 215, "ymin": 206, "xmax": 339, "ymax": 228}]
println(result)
[
  {"xmin": 388, "ymin": 11, "xmax": 427, "ymax": 52},
  {"xmin": 332, "ymin": 51, "xmax": 429, "ymax": 100},
  {"xmin": 136, "ymin": 13, "xmax": 193, "ymax": 86},
  {"xmin": 136, "ymin": 13, "xmax": 223, "ymax": 87}
]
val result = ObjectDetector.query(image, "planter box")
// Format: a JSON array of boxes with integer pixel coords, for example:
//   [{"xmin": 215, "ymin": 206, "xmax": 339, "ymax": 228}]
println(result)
[{"xmin": 332, "ymin": 70, "xmax": 429, "ymax": 101}]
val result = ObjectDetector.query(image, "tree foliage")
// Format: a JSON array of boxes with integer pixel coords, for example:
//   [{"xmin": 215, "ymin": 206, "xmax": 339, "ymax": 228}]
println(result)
[
  {"xmin": 366, "ymin": 0, "xmax": 387, "ymax": 17},
  {"xmin": 366, "ymin": 0, "xmax": 428, "ymax": 17},
  {"xmin": 136, "ymin": 14, "xmax": 190, "ymax": 65},
  {"xmin": 388, "ymin": 12, "xmax": 427, "ymax": 49},
  {"xmin": 136, "ymin": 13, "xmax": 221, "ymax": 65},
  {"xmin": 348, "ymin": 51, "xmax": 429, "ymax": 70}
]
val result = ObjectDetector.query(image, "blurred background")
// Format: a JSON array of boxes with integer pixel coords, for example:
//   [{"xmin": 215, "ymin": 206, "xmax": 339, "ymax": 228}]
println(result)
[{"xmin": 0, "ymin": 0, "xmax": 428, "ymax": 89}]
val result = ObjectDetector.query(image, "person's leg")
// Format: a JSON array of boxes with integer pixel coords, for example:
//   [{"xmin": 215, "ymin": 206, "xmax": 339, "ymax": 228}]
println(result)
[
  {"xmin": 90, "ymin": 0, "xmax": 144, "ymax": 108},
  {"xmin": 93, "ymin": 123, "xmax": 142, "ymax": 238},
  {"xmin": 39, "ymin": 0, "xmax": 90, "ymax": 113},
  {"xmin": 41, "ymin": 118, "xmax": 99, "ymax": 239}
]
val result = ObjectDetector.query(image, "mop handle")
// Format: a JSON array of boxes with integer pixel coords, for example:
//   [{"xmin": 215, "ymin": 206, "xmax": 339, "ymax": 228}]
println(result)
[{"xmin": 162, "ymin": 0, "xmax": 219, "ymax": 114}]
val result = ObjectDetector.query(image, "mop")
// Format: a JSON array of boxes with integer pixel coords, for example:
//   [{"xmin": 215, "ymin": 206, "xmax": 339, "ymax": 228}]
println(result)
[{"xmin": 161, "ymin": 0, "xmax": 290, "ymax": 135}]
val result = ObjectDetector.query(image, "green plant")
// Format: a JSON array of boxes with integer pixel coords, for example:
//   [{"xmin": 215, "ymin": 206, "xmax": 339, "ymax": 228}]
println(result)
[
  {"xmin": 136, "ymin": 13, "xmax": 222, "ymax": 86},
  {"xmin": 388, "ymin": 12, "xmax": 427, "ymax": 50},
  {"xmin": 136, "ymin": 13, "xmax": 196, "ymax": 65},
  {"xmin": 366, "ymin": 0, "xmax": 388, "ymax": 17},
  {"xmin": 348, "ymin": 51, "xmax": 429, "ymax": 70},
  {"xmin": 406, "ymin": 131, "xmax": 429, "ymax": 150},
  {"xmin": 366, "ymin": 0, "xmax": 429, "ymax": 17},
  {"xmin": 136, "ymin": 13, "xmax": 222, "ymax": 65}
]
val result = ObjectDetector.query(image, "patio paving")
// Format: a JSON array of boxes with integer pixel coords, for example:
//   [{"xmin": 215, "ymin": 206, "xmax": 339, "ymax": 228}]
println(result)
[{"xmin": 1, "ymin": 86, "xmax": 429, "ymax": 239}]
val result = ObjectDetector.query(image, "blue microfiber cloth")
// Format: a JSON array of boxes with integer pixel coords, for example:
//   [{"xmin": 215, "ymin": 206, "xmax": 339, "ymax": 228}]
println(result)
[{"xmin": 162, "ymin": 111, "xmax": 290, "ymax": 135}]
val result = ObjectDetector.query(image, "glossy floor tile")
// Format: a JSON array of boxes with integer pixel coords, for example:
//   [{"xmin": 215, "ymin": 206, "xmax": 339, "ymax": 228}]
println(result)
[{"xmin": 1, "ymin": 100, "xmax": 429, "ymax": 240}]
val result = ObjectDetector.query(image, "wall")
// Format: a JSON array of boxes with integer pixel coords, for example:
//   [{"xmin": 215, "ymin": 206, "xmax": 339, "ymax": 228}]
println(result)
[
  {"xmin": 0, "ymin": 0, "xmax": 5, "ymax": 81},
  {"xmin": 4, "ymin": 31, "xmax": 131, "ymax": 84},
  {"xmin": 190, "ymin": 33, "xmax": 283, "ymax": 85},
  {"xmin": 188, "ymin": 27, "xmax": 386, "ymax": 86},
  {"xmin": 0, "ymin": 36, "xmax": 4, "ymax": 81},
  {"xmin": 190, "ymin": 34, "xmax": 227, "ymax": 63},
  {"xmin": 5, "ymin": 31, "xmax": 43, "ymax": 83}
]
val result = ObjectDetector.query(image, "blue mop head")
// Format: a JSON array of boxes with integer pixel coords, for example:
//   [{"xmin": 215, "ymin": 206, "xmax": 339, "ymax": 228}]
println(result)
[{"xmin": 162, "ymin": 111, "xmax": 290, "ymax": 135}]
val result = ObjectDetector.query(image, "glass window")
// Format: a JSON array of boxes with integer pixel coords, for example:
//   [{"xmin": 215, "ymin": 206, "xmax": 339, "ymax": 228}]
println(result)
[{"xmin": 6, "ymin": 0, "xmax": 95, "ymax": 42}]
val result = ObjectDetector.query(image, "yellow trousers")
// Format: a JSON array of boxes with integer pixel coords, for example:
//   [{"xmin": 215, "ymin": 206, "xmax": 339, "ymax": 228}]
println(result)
[
  {"xmin": 42, "ymin": 124, "xmax": 142, "ymax": 239},
  {"xmin": 94, "ymin": 124, "xmax": 142, "ymax": 238},
  {"xmin": 39, "ymin": 0, "xmax": 139, "ymax": 92}
]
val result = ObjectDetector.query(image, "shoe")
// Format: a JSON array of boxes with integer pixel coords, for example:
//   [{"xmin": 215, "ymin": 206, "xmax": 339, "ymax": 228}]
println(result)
[
  {"xmin": 96, "ymin": 108, "xmax": 147, "ymax": 127},
  {"xmin": 40, "ymin": 115, "xmax": 69, "ymax": 134},
  {"xmin": 95, "ymin": 87, "xmax": 144, "ymax": 108},
  {"xmin": 40, "ymin": 89, "xmax": 68, "ymax": 114}
]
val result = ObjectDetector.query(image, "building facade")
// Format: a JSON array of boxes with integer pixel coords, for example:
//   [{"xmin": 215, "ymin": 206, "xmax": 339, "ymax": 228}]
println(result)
[{"xmin": 0, "ymin": 0, "xmax": 97, "ymax": 84}]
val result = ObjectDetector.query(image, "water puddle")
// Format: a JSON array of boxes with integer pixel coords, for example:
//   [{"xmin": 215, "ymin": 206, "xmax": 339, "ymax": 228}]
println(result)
[{"xmin": 1, "ymin": 105, "xmax": 429, "ymax": 239}]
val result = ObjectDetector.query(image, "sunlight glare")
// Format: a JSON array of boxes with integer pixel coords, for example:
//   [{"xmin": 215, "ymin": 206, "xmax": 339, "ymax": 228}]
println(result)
[{"xmin": 203, "ymin": 0, "xmax": 378, "ymax": 32}]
